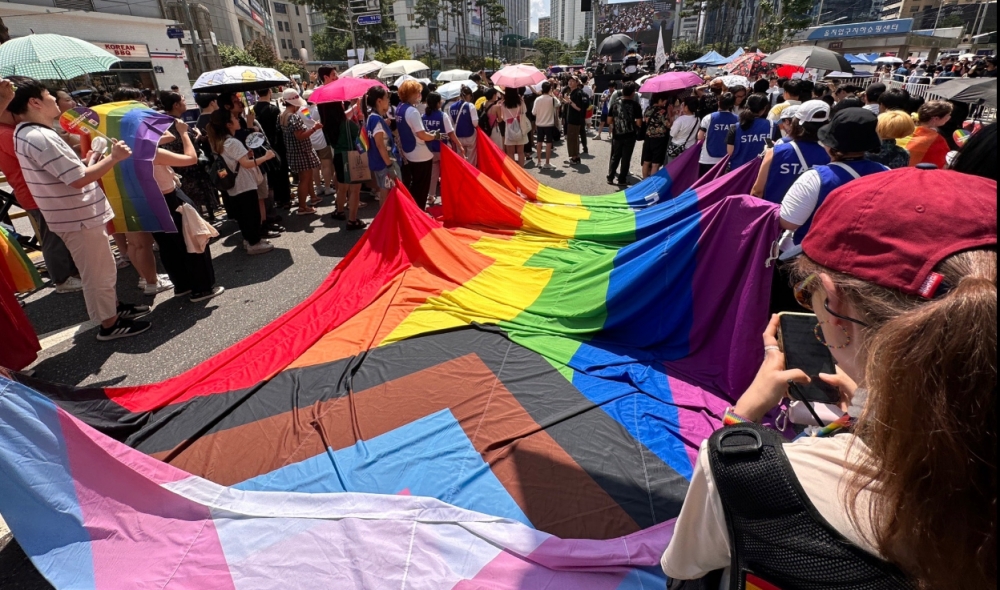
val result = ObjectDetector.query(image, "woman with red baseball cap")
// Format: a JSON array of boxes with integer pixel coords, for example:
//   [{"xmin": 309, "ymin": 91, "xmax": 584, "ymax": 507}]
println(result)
[{"xmin": 662, "ymin": 167, "xmax": 997, "ymax": 590}]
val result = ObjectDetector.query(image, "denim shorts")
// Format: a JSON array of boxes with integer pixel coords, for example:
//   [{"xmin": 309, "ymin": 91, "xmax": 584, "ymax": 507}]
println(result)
[{"xmin": 373, "ymin": 168, "xmax": 393, "ymax": 190}]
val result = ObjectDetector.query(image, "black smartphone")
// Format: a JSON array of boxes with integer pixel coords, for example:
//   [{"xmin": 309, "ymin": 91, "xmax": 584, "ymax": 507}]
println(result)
[{"xmin": 777, "ymin": 312, "xmax": 839, "ymax": 404}]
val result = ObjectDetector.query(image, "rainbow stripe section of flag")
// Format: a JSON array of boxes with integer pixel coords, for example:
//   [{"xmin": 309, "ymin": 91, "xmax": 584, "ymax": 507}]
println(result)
[
  {"xmin": 0, "ymin": 225, "xmax": 42, "ymax": 293},
  {"xmin": 90, "ymin": 102, "xmax": 176, "ymax": 233},
  {"xmin": 474, "ymin": 129, "xmax": 705, "ymax": 207}
]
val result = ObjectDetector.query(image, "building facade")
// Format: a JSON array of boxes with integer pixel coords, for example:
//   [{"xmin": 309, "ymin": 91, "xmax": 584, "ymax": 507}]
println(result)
[
  {"xmin": 0, "ymin": 0, "xmax": 193, "ymax": 91},
  {"xmin": 550, "ymin": 0, "xmax": 591, "ymax": 45},
  {"xmin": 538, "ymin": 15, "xmax": 551, "ymax": 38},
  {"xmin": 271, "ymin": 1, "xmax": 314, "ymax": 60}
]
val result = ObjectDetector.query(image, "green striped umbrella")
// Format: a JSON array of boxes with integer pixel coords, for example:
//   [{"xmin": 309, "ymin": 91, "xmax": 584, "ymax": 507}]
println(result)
[{"xmin": 0, "ymin": 34, "xmax": 121, "ymax": 79}]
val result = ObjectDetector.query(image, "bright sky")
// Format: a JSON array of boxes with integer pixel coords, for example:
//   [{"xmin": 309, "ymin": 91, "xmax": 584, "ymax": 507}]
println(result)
[{"xmin": 531, "ymin": 0, "xmax": 548, "ymax": 33}]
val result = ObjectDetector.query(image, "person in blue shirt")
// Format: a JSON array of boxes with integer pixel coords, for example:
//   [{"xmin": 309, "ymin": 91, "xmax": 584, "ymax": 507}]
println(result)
[
  {"xmin": 447, "ymin": 85, "xmax": 479, "ymax": 165},
  {"xmin": 422, "ymin": 92, "xmax": 463, "ymax": 204},
  {"xmin": 697, "ymin": 92, "xmax": 738, "ymax": 176},
  {"xmin": 726, "ymin": 94, "xmax": 772, "ymax": 170},
  {"xmin": 365, "ymin": 85, "xmax": 399, "ymax": 205},
  {"xmin": 751, "ymin": 100, "xmax": 832, "ymax": 204}
]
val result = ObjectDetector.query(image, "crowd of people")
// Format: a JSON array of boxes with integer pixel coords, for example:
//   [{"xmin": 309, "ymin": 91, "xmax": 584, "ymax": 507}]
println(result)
[{"xmin": 0, "ymin": 42, "xmax": 996, "ymax": 590}]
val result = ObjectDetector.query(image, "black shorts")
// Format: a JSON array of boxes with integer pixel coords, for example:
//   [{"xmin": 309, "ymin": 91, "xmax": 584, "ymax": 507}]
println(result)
[{"xmin": 536, "ymin": 126, "xmax": 557, "ymax": 144}]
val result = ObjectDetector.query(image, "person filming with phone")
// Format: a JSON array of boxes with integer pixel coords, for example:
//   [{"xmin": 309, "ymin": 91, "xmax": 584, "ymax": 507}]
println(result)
[{"xmin": 661, "ymin": 167, "xmax": 997, "ymax": 590}]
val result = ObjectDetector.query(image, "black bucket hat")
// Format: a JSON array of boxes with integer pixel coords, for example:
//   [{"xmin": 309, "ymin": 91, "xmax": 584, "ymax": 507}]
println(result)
[{"xmin": 818, "ymin": 107, "xmax": 882, "ymax": 153}]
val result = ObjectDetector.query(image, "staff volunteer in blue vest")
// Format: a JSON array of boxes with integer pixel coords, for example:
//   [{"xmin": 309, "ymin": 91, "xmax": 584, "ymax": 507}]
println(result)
[
  {"xmin": 422, "ymin": 92, "xmax": 465, "ymax": 204},
  {"xmin": 448, "ymin": 85, "xmax": 479, "ymax": 166},
  {"xmin": 395, "ymin": 79, "xmax": 441, "ymax": 211},
  {"xmin": 751, "ymin": 100, "xmax": 832, "ymax": 204},
  {"xmin": 365, "ymin": 86, "xmax": 401, "ymax": 204},
  {"xmin": 779, "ymin": 108, "xmax": 887, "ymax": 253},
  {"xmin": 770, "ymin": 105, "xmax": 798, "ymax": 146},
  {"xmin": 697, "ymin": 92, "xmax": 738, "ymax": 176},
  {"xmin": 725, "ymin": 94, "xmax": 772, "ymax": 170},
  {"xmin": 661, "ymin": 167, "xmax": 997, "ymax": 590}
]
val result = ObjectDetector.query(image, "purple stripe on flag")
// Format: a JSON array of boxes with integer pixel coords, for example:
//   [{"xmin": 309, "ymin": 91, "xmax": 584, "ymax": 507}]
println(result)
[
  {"xmin": 122, "ymin": 108, "xmax": 177, "ymax": 232},
  {"xmin": 665, "ymin": 140, "xmax": 703, "ymax": 198}
]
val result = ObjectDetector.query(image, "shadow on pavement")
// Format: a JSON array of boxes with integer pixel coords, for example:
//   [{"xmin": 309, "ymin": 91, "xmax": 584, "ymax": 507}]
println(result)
[
  {"xmin": 209, "ymin": 246, "xmax": 294, "ymax": 290},
  {"xmin": 0, "ymin": 535, "xmax": 52, "ymax": 590},
  {"xmin": 28, "ymin": 295, "xmax": 220, "ymax": 386}
]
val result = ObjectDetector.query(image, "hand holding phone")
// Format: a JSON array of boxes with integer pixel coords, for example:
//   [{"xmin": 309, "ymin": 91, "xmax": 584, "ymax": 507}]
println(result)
[{"xmin": 777, "ymin": 312, "xmax": 840, "ymax": 404}]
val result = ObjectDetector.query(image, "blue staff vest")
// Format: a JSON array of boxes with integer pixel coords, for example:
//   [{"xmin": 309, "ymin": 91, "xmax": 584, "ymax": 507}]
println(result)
[
  {"xmin": 365, "ymin": 113, "xmax": 396, "ymax": 172},
  {"xmin": 794, "ymin": 160, "xmax": 888, "ymax": 244},
  {"xmin": 763, "ymin": 140, "xmax": 830, "ymax": 204},
  {"xmin": 422, "ymin": 110, "xmax": 445, "ymax": 153},
  {"xmin": 705, "ymin": 111, "xmax": 738, "ymax": 158},
  {"xmin": 396, "ymin": 102, "xmax": 417, "ymax": 154},
  {"xmin": 729, "ymin": 118, "xmax": 772, "ymax": 169},
  {"xmin": 448, "ymin": 101, "xmax": 475, "ymax": 138}
]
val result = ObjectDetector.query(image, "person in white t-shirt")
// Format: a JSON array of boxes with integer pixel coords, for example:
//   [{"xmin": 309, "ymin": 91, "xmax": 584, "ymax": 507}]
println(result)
[
  {"xmin": 532, "ymin": 81, "xmax": 560, "ymax": 169},
  {"xmin": 9, "ymin": 79, "xmax": 154, "ymax": 341},
  {"xmin": 667, "ymin": 96, "xmax": 700, "ymax": 164}
]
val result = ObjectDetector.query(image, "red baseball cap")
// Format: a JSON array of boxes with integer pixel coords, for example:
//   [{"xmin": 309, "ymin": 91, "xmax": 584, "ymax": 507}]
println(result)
[{"xmin": 802, "ymin": 167, "xmax": 997, "ymax": 298}]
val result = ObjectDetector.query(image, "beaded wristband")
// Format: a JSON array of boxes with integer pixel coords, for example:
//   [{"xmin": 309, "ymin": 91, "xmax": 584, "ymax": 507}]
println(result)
[{"xmin": 722, "ymin": 407, "xmax": 754, "ymax": 426}]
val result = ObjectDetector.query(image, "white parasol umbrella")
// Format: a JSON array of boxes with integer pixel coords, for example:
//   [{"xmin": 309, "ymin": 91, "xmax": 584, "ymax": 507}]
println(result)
[
  {"xmin": 340, "ymin": 61, "xmax": 385, "ymax": 78},
  {"xmin": 192, "ymin": 66, "xmax": 290, "ymax": 93},
  {"xmin": 379, "ymin": 60, "xmax": 430, "ymax": 78},
  {"xmin": 436, "ymin": 80, "xmax": 478, "ymax": 100},
  {"xmin": 958, "ymin": 53, "xmax": 977, "ymax": 60},
  {"xmin": 436, "ymin": 69, "xmax": 473, "ymax": 82},
  {"xmin": 873, "ymin": 56, "xmax": 904, "ymax": 65},
  {"xmin": 491, "ymin": 64, "xmax": 545, "ymax": 88},
  {"xmin": 717, "ymin": 75, "xmax": 750, "ymax": 88}
]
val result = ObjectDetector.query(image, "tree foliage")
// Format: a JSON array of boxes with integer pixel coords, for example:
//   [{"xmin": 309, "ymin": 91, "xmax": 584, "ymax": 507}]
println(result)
[
  {"xmin": 218, "ymin": 44, "xmax": 262, "ymax": 68},
  {"xmin": 312, "ymin": 31, "xmax": 352, "ymax": 61},
  {"xmin": 374, "ymin": 44, "xmax": 413, "ymax": 62},
  {"xmin": 533, "ymin": 37, "xmax": 565, "ymax": 66},
  {"xmin": 672, "ymin": 39, "xmax": 704, "ymax": 62},
  {"xmin": 292, "ymin": 0, "xmax": 397, "ymax": 52},
  {"xmin": 756, "ymin": 0, "xmax": 813, "ymax": 52}
]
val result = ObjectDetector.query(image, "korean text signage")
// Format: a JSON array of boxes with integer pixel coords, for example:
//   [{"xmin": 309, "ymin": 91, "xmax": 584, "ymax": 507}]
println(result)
[
  {"xmin": 91, "ymin": 42, "xmax": 150, "ymax": 59},
  {"xmin": 808, "ymin": 18, "xmax": 913, "ymax": 41},
  {"xmin": 234, "ymin": 0, "xmax": 252, "ymax": 17}
]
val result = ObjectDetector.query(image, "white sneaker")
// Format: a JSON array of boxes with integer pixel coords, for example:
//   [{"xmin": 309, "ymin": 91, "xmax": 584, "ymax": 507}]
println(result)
[
  {"xmin": 246, "ymin": 240, "xmax": 274, "ymax": 255},
  {"xmin": 138, "ymin": 273, "xmax": 171, "ymax": 289},
  {"xmin": 54, "ymin": 276, "xmax": 83, "ymax": 293},
  {"xmin": 143, "ymin": 275, "xmax": 174, "ymax": 295}
]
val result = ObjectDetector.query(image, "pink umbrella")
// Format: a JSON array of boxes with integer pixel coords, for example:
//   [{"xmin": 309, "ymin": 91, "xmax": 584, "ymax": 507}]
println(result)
[
  {"xmin": 490, "ymin": 64, "xmax": 546, "ymax": 88},
  {"xmin": 638, "ymin": 71, "xmax": 704, "ymax": 93},
  {"xmin": 308, "ymin": 77, "xmax": 385, "ymax": 103}
]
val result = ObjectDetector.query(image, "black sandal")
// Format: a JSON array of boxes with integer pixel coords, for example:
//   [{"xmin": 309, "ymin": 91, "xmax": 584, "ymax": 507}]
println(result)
[
  {"xmin": 346, "ymin": 219, "xmax": 367, "ymax": 231},
  {"xmin": 329, "ymin": 209, "xmax": 347, "ymax": 220}
]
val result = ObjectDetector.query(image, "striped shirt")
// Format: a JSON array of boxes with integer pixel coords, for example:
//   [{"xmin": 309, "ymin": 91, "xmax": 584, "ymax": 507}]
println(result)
[{"xmin": 14, "ymin": 122, "xmax": 113, "ymax": 233}]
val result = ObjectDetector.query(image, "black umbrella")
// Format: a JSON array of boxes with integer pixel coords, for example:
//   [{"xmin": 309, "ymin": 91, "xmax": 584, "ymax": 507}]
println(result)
[
  {"xmin": 598, "ymin": 34, "xmax": 633, "ymax": 56},
  {"xmin": 931, "ymin": 78, "xmax": 997, "ymax": 107},
  {"xmin": 764, "ymin": 46, "xmax": 853, "ymax": 73}
]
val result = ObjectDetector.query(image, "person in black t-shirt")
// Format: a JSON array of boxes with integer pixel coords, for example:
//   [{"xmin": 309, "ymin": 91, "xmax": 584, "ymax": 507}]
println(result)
[{"xmin": 606, "ymin": 82, "xmax": 642, "ymax": 187}]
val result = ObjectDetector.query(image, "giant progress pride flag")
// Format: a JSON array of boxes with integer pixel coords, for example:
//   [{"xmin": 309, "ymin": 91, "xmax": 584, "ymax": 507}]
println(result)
[{"xmin": 0, "ymin": 141, "xmax": 778, "ymax": 588}]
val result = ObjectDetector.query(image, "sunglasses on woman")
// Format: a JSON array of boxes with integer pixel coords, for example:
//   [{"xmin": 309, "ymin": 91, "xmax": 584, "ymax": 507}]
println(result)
[{"xmin": 793, "ymin": 273, "xmax": 871, "ymax": 329}]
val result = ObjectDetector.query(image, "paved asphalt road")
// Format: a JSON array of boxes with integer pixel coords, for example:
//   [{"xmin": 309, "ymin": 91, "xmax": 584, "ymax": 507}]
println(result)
[
  {"xmin": 19, "ymin": 127, "xmax": 646, "ymax": 388},
  {"xmin": 0, "ymin": 128, "xmax": 647, "ymax": 589}
]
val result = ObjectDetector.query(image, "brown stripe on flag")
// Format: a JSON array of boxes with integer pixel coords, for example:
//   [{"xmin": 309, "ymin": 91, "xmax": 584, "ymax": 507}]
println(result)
[{"xmin": 152, "ymin": 353, "xmax": 641, "ymax": 539}]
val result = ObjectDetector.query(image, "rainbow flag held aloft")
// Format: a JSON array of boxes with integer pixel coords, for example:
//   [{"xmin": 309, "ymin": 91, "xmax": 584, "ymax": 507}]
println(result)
[
  {"xmin": 0, "ymin": 225, "xmax": 43, "ymax": 293},
  {"xmin": 474, "ymin": 129, "xmax": 705, "ymax": 207},
  {"xmin": 62, "ymin": 102, "xmax": 177, "ymax": 233},
  {"xmin": 0, "ymin": 141, "xmax": 780, "ymax": 587}
]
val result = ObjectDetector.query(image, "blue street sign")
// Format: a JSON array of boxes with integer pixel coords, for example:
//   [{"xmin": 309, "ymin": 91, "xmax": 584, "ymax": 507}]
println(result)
[
  {"xmin": 167, "ymin": 28, "xmax": 185, "ymax": 39},
  {"xmin": 357, "ymin": 14, "xmax": 382, "ymax": 26}
]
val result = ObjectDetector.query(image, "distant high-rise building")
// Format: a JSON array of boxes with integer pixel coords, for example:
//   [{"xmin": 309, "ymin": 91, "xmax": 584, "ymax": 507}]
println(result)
[
  {"xmin": 551, "ymin": 0, "xmax": 591, "ymax": 45},
  {"xmin": 815, "ymin": 0, "xmax": 886, "ymax": 25},
  {"xmin": 538, "ymin": 16, "xmax": 552, "ymax": 38},
  {"xmin": 270, "ymin": 1, "xmax": 314, "ymax": 61}
]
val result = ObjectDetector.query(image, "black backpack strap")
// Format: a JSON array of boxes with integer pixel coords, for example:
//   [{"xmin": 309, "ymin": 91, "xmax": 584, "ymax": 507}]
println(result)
[{"xmin": 708, "ymin": 423, "xmax": 913, "ymax": 590}]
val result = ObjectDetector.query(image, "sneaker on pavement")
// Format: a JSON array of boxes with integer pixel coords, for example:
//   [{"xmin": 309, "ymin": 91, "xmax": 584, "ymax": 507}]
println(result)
[
  {"xmin": 246, "ymin": 240, "xmax": 274, "ymax": 255},
  {"xmin": 117, "ymin": 302, "xmax": 152, "ymax": 319},
  {"xmin": 190, "ymin": 285, "xmax": 225, "ymax": 302},
  {"xmin": 54, "ymin": 276, "xmax": 83, "ymax": 293},
  {"xmin": 96, "ymin": 317, "xmax": 151, "ymax": 341},
  {"xmin": 143, "ymin": 276, "xmax": 174, "ymax": 295},
  {"xmin": 138, "ymin": 273, "xmax": 172, "ymax": 289}
]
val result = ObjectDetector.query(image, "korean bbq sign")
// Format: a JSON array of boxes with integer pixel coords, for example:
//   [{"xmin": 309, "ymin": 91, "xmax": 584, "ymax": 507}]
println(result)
[{"xmin": 90, "ymin": 42, "xmax": 151, "ymax": 59}]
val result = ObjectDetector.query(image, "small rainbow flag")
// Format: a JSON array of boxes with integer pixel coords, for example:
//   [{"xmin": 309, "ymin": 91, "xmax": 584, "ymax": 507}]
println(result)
[
  {"xmin": 356, "ymin": 124, "xmax": 370, "ymax": 154},
  {"xmin": 61, "ymin": 102, "xmax": 177, "ymax": 233},
  {"xmin": 0, "ymin": 225, "xmax": 42, "ymax": 293},
  {"xmin": 300, "ymin": 105, "xmax": 312, "ymax": 120}
]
